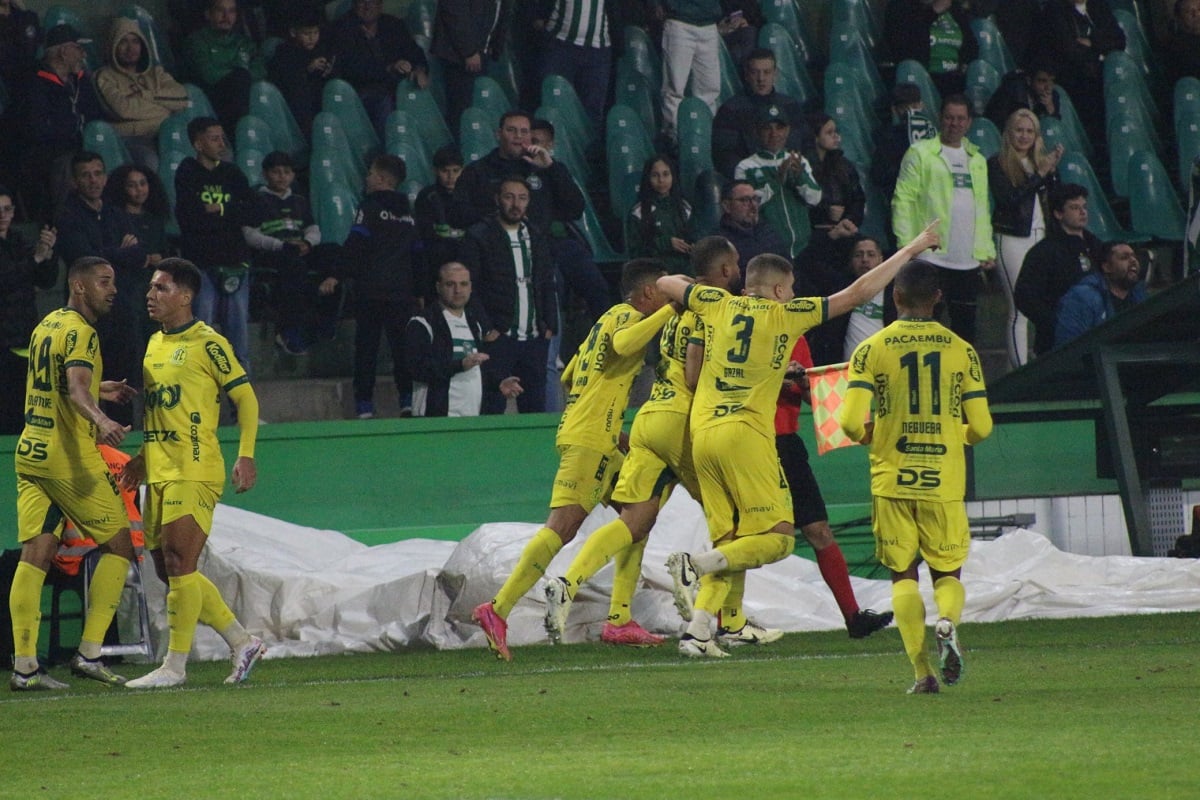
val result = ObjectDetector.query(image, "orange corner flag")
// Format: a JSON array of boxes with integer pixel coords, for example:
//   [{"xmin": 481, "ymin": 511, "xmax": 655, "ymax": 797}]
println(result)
[{"xmin": 806, "ymin": 362, "xmax": 865, "ymax": 455}]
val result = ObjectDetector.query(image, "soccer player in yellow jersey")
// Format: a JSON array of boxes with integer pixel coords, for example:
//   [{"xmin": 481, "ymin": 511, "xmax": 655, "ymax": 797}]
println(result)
[
  {"xmin": 9, "ymin": 256, "xmax": 138, "ymax": 690},
  {"xmin": 120, "ymin": 258, "xmax": 267, "ymax": 688},
  {"xmin": 659, "ymin": 222, "xmax": 940, "ymax": 657},
  {"xmin": 839, "ymin": 259, "xmax": 992, "ymax": 694},
  {"xmin": 472, "ymin": 259, "xmax": 676, "ymax": 660},
  {"xmin": 541, "ymin": 237, "xmax": 741, "ymax": 647}
]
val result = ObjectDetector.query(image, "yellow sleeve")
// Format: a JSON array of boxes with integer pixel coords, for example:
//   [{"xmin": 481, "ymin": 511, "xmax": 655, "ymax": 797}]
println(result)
[
  {"xmin": 963, "ymin": 396, "xmax": 993, "ymax": 445},
  {"xmin": 611, "ymin": 304, "xmax": 675, "ymax": 356},
  {"xmin": 838, "ymin": 386, "xmax": 873, "ymax": 443},
  {"xmin": 228, "ymin": 382, "xmax": 259, "ymax": 458}
]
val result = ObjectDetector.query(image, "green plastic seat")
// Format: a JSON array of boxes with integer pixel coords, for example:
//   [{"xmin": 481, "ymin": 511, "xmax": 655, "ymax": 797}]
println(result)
[
  {"xmin": 119, "ymin": 4, "xmax": 174, "ymax": 71},
  {"xmin": 1058, "ymin": 151, "xmax": 1147, "ymax": 243},
  {"xmin": 967, "ymin": 116, "xmax": 1001, "ymax": 159},
  {"xmin": 157, "ymin": 112, "xmax": 192, "ymax": 157},
  {"xmin": 606, "ymin": 104, "xmax": 654, "ymax": 163},
  {"xmin": 311, "ymin": 111, "xmax": 365, "ymax": 184},
  {"xmin": 857, "ymin": 164, "xmax": 889, "ymax": 242},
  {"xmin": 540, "ymin": 74, "xmax": 594, "ymax": 151},
  {"xmin": 384, "ymin": 109, "xmax": 431, "ymax": 166},
  {"xmin": 183, "ymin": 83, "xmax": 216, "ymax": 121},
  {"xmin": 1107, "ymin": 108, "xmax": 1159, "ymax": 197},
  {"xmin": 470, "ymin": 75, "xmax": 512, "ymax": 131},
  {"xmin": 235, "ymin": 114, "xmax": 274, "ymax": 159},
  {"xmin": 894, "ymin": 61, "xmax": 940, "ymax": 119},
  {"xmin": 969, "ymin": 16, "xmax": 1015, "ymax": 76},
  {"xmin": 249, "ymin": 81, "xmax": 308, "ymax": 161},
  {"xmin": 1113, "ymin": 8, "xmax": 1158, "ymax": 83},
  {"xmin": 458, "ymin": 106, "xmax": 495, "ymax": 164},
  {"xmin": 1055, "ymin": 86, "xmax": 1093, "ymax": 159},
  {"xmin": 158, "ymin": 145, "xmax": 187, "ymax": 237},
  {"xmin": 965, "ymin": 59, "xmax": 1001, "ymax": 117},
  {"xmin": 1128, "ymin": 150, "xmax": 1185, "ymax": 241},
  {"xmin": 1104, "ymin": 51, "xmax": 1161, "ymax": 128},
  {"xmin": 607, "ymin": 130, "xmax": 649, "ymax": 222},
  {"xmin": 1039, "ymin": 116, "xmax": 1070, "ymax": 154},
  {"xmin": 534, "ymin": 104, "xmax": 594, "ymax": 188},
  {"xmin": 823, "ymin": 93, "xmax": 872, "ymax": 169},
  {"xmin": 757, "ymin": 23, "xmax": 816, "ymax": 108},
  {"xmin": 715, "ymin": 35, "xmax": 742, "ymax": 107},
  {"xmin": 577, "ymin": 189, "xmax": 625, "ymax": 264},
  {"xmin": 237, "ymin": 146, "xmax": 264, "ymax": 186},
  {"xmin": 824, "ymin": 61, "xmax": 878, "ymax": 135},
  {"xmin": 485, "ymin": 52, "xmax": 520, "ymax": 107},
  {"xmin": 831, "ymin": 0, "xmax": 881, "ymax": 52},
  {"xmin": 311, "ymin": 178, "xmax": 360, "ymax": 245},
  {"xmin": 406, "ymin": 0, "xmax": 435, "ymax": 40},
  {"xmin": 322, "ymin": 78, "xmax": 381, "ymax": 170},
  {"xmin": 389, "ymin": 140, "xmax": 433, "ymax": 187},
  {"xmin": 677, "ymin": 97, "xmax": 714, "ymax": 206},
  {"xmin": 82, "ymin": 120, "xmax": 132, "ymax": 170},
  {"xmin": 624, "ymin": 26, "xmax": 662, "ymax": 92},
  {"xmin": 689, "ymin": 170, "xmax": 724, "ymax": 238},
  {"xmin": 828, "ymin": 18, "xmax": 884, "ymax": 105},
  {"xmin": 1174, "ymin": 110, "xmax": 1200, "ymax": 193},
  {"xmin": 394, "ymin": 84, "xmax": 452, "ymax": 154},
  {"xmin": 614, "ymin": 59, "xmax": 659, "ymax": 137},
  {"xmin": 760, "ymin": 0, "xmax": 819, "ymax": 68}
]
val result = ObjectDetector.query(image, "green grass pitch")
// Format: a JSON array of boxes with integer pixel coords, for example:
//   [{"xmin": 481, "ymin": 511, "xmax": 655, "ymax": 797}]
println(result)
[{"xmin": 4, "ymin": 613, "xmax": 1198, "ymax": 799}]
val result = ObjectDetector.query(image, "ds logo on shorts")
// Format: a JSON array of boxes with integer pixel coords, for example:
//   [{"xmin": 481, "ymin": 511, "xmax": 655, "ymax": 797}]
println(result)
[{"xmin": 896, "ymin": 468, "xmax": 941, "ymax": 489}]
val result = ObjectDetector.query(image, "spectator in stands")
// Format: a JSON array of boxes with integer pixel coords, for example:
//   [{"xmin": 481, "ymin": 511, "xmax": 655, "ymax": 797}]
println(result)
[
  {"xmin": 331, "ymin": 0, "xmax": 428, "ymax": 136},
  {"xmin": 318, "ymin": 154, "xmax": 419, "ymax": 420},
  {"xmin": 414, "ymin": 145, "xmax": 474, "ymax": 301},
  {"xmin": 1054, "ymin": 241, "xmax": 1146, "ymax": 347},
  {"xmin": 267, "ymin": 8, "xmax": 337, "ymax": 137},
  {"xmin": 801, "ymin": 112, "xmax": 865, "ymax": 275},
  {"xmin": 989, "ymin": 109, "xmax": 1063, "ymax": 368},
  {"xmin": 0, "ymin": 185, "xmax": 56, "ymax": 435},
  {"xmin": 717, "ymin": 178, "xmax": 785, "ymax": 278},
  {"xmin": 406, "ymin": 261, "xmax": 523, "ymax": 417},
  {"xmin": 804, "ymin": 235, "xmax": 898, "ymax": 366},
  {"xmin": 1014, "ymin": 182, "xmax": 1102, "ymax": 357},
  {"xmin": 22, "ymin": 24, "xmax": 103, "ymax": 223},
  {"xmin": 183, "ymin": 0, "xmax": 265, "ymax": 135},
  {"xmin": 884, "ymin": 0, "xmax": 978, "ymax": 97},
  {"xmin": 534, "ymin": 0, "xmax": 613, "ymax": 136},
  {"xmin": 655, "ymin": 0, "xmax": 724, "ymax": 143},
  {"xmin": 56, "ymin": 152, "xmax": 150, "ymax": 424},
  {"xmin": 711, "ymin": 47, "xmax": 812, "ymax": 179},
  {"xmin": 892, "ymin": 93, "xmax": 995, "ymax": 344},
  {"xmin": 431, "ymin": 0, "xmax": 507, "ymax": 137},
  {"xmin": 717, "ymin": 1, "xmax": 765, "ymax": 67},
  {"xmin": 871, "ymin": 83, "xmax": 935, "ymax": 227},
  {"xmin": 734, "ymin": 104, "xmax": 822, "ymax": 263},
  {"xmin": 985, "ymin": 63, "xmax": 1064, "ymax": 131},
  {"xmin": 1038, "ymin": 0, "xmax": 1125, "ymax": 145},
  {"xmin": 1163, "ymin": 0, "xmax": 1200, "ymax": 86},
  {"xmin": 967, "ymin": 0, "xmax": 1040, "ymax": 69},
  {"xmin": 95, "ymin": 17, "xmax": 189, "ymax": 170},
  {"xmin": 460, "ymin": 176, "xmax": 558, "ymax": 415},
  {"xmin": 103, "ymin": 163, "xmax": 171, "ymax": 346},
  {"xmin": 243, "ymin": 151, "xmax": 332, "ymax": 357},
  {"xmin": 626, "ymin": 154, "xmax": 695, "ymax": 274},
  {"xmin": 175, "ymin": 116, "xmax": 262, "ymax": 371},
  {"xmin": 0, "ymin": 0, "xmax": 41, "ymax": 191}
]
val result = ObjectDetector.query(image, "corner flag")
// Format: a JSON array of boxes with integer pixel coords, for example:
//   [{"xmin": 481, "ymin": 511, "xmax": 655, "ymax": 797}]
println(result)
[{"xmin": 805, "ymin": 362, "xmax": 865, "ymax": 455}]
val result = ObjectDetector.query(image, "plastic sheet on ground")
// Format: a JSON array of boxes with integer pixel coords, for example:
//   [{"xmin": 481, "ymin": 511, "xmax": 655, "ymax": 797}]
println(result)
[{"xmin": 158, "ymin": 491, "xmax": 1200, "ymax": 662}]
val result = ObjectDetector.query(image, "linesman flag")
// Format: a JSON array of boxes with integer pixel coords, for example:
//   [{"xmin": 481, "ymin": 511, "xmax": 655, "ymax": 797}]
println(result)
[{"xmin": 806, "ymin": 362, "xmax": 866, "ymax": 455}]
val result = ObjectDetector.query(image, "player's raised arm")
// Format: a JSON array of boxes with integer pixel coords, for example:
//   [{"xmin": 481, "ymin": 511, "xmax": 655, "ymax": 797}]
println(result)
[
  {"xmin": 657, "ymin": 274, "xmax": 694, "ymax": 306},
  {"xmin": 826, "ymin": 220, "xmax": 939, "ymax": 318}
]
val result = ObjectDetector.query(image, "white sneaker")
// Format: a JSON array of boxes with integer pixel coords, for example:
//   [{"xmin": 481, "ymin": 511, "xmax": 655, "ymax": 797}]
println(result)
[
  {"xmin": 126, "ymin": 664, "xmax": 186, "ymax": 689},
  {"xmin": 542, "ymin": 577, "xmax": 572, "ymax": 644},
  {"xmin": 678, "ymin": 634, "xmax": 729, "ymax": 659},
  {"xmin": 717, "ymin": 620, "xmax": 783, "ymax": 647},
  {"xmin": 665, "ymin": 552, "xmax": 699, "ymax": 621},
  {"xmin": 225, "ymin": 636, "xmax": 267, "ymax": 684}
]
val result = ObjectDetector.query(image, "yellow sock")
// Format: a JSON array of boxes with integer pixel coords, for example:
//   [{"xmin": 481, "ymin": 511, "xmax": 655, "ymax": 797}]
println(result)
[
  {"xmin": 196, "ymin": 572, "xmax": 250, "ymax": 649},
  {"xmin": 892, "ymin": 579, "xmax": 933, "ymax": 679},
  {"xmin": 694, "ymin": 571, "xmax": 731, "ymax": 617},
  {"xmin": 719, "ymin": 572, "xmax": 747, "ymax": 632},
  {"xmin": 10, "ymin": 562, "xmax": 47, "ymax": 670},
  {"xmin": 607, "ymin": 537, "xmax": 646, "ymax": 626},
  {"xmin": 719, "ymin": 532, "xmax": 794, "ymax": 571},
  {"xmin": 493, "ymin": 527, "xmax": 563, "ymax": 618},
  {"xmin": 565, "ymin": 519, "xmax": 634, "ymax": 599},
  {"xmin": 166, "ymin": 572, "xmax": 203, "ymax": 656},
  {"xmin": 79, "ymin": 553, "xmax": 130, "ymax": 659},
  {"xmin": 933, "ymin": 576, "xmax": 966, "ymax": 626}
]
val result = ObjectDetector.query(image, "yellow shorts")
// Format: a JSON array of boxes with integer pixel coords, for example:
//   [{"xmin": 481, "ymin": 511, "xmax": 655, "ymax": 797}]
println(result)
[
  {"xmin": 16, "ymin": 472, "xmax": 125, "ymax": 545},
  {"xmin": 611, "ymin": 410, "xmax": 700, "ymax": 505},
  {"xmin": 693, "ymin": 423, "xmax": 792, "ymax": 542},
  {"xmin": 142, "ymin": 481, "xmax": 223, "ymax": 549},
  {"xmin": 872, "ymin": 496, "xmax": 970, "ymax": 573},
  {"xmin": 548, "ymin": 445, "xmax": 623, "ymax": 512}
]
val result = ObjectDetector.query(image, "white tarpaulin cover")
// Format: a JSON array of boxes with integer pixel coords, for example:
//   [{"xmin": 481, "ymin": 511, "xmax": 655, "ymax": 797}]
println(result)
[{"xmin": 150, "ymin": 491, "xmax": 1200, "ymax": 662}]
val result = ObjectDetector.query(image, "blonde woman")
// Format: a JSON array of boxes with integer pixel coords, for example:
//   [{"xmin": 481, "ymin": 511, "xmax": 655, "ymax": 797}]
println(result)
[{"xmin": 987, "ymin": 109, "xmax": 1063, "ymax": 367}]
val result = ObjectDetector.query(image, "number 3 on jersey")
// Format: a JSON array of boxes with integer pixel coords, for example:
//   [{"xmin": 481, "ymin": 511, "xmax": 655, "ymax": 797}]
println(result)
[{"xmin": 726, "ymin": 314, "xmax": 754, "ymax": 363}]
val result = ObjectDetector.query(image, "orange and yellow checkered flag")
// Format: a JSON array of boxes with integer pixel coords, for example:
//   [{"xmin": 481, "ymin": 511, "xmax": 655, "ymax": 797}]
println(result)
[{"xmin": 806, "ymin": 362, "xmax": 866, "ymax": 455}]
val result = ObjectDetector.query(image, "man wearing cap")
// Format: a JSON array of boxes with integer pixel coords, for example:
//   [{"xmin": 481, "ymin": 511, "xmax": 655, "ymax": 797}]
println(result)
[
  {"xmin": 733, "ymin": 103, "xmax": 822, "ymax": 262},
  {"xmin": 21, "ymin": 23, "xmax": 103, "ymax": 222},
  {"xmin": 711, "ymin": 47, "xmax": 813, "ymax": 178}
]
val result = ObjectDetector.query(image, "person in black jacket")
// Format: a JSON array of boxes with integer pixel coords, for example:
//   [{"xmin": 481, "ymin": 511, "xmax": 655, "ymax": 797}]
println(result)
[
  {"xmin": 406, "ymin": 261, "xmax": 523, "ymax": 417},
  {"xmin": 413, "ymin": 145, "xmax": 475, "ymax": 301},
  {"xmin": 330, "ymin": 0, "xmax": 428, "ymax": 135},
  {"xmin": 319, "ymin": 154, "xmax": 420, "ymax": 419},
  {"xmin": 460, "ymin": 176, "xmax": 558, "ymax": 415},
  {"xmin": 884, "ymin": 0, "xmax": 978, "ymax": 97},
  {"xmin": 430, "ymin": 0, "xmax": 507, "ymax": 136},
  {"xmin": 0, "ymin": 185, "xmax": 56, "ymax": 434},
  {"xmin": 1013, "ymin": 183, "xmax": 1102, "ymax": 358},
  {"xmin": 175, "ymin": 116, "xmax": 263, "ymax": 371},
  {"xmin": 266, "ymin": 10, "xmax": 337, "ymax": 137}
]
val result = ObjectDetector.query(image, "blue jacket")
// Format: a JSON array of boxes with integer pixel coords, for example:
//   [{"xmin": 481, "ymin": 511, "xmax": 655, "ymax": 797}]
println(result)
[{"xmin": 1054, "ymin": 270, "xmax": 1147, "ymax": 348}]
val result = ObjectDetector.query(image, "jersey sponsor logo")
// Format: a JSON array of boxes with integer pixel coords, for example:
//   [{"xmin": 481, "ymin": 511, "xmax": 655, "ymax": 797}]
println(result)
[
  {"xmin": 86, "ymin": 332, "xmax": 97, "ymax": 358},
  {"xmin": 713, "ymin": 402, "xmax": 745, "ymax": 417},
  {"xmin": 144, "ymin": 384, "xmax": 181, "ymax": 410},
  {"xmin": 593, "ymin": 454, "xmax": 610, "ymax": 481},
  {"xmin": 143, "ymin": 429, "xmax": 182, "ymax": 442},
  {"xmin": 771, "ymin": 333, "xmax": 789, "ymax": 369},
  {"xmin": 693, "ymin": 287, "xmax": 725, "ymax": 304},
  {"xmin": 205, "ymin": 341, "xmax": 233, "ymax": 374},
  {"xmin": 65, "ymin": 329, "xmax": 78, "ymax": 355},
  {"xmin": 967, "ymin": 348, "xmax": 982, "ymax": 382},
  {"xmin": 714, "ymin": 377, "xmax": 749, "ymax": 392},
  {"xmin": 785, "ymin": 298, "xmax": 818, "ymax": 313},
  {"xmin": 896, "ymin": 467, "xmax": 942, "ymax": 488},
  {"xmin": 15, "ymin": 438, "xmax": 48, "ymax": 461},
  {"xmin": 896, "ymin": 436, "xmax": 947, "ymax": 456},
  {"xmin": 852, "ymin": 343, "xmax": 871, "ymax": 374},
  {"xmin": 190, "ymin": 412, "xmax": 202, "ymax": 463},
  {"xmin": 23, "ymin": 410, "xmax": 53, "ymax": 429}
]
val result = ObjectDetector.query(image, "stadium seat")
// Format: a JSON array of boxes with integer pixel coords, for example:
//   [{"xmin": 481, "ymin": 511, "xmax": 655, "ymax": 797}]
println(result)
[
  {"xmin": 689, "ymin": 169, "xmax": 724, "ymax": 238},
  {"xmin": 1127, "ymin": 150, "xmax": 1185, "ymax": 241},
  {"xmin": 1113, "ymin": 8, "xmax": 1156, "ymax": 80},
  {"xmin": 624, "ymin": 25, "xmax": 661, "ymax": 91},
  {"xmin": 824, "ymin": 62, "xmax": 878, "ymax": 135},
  {"xmin": 1058, "ymin": 151, "xmax": 1147, "ymax": 243},
  {"xmin": 235, "ymin": 114, "xmax": 274, "ymax": 158},
  {"xmin": 757, "ymin": 23, "xmax": 816, "ymax": 108},
  {"xmin": 1175, "ymin": 111, "xmax": 1200, "ymax": 193},
  {"xmin": 760, "ymin": 0, "xmax": 819, "ymax": 68},
  {"xmin": 1104, "ymin": 51, "xmax": 1161, "ymax": 128},
  {"xmin": 44, "ymin": 6, "xmax": 101, "ymax": 69},
  {"xmin": 1107, "ymin": 109, "xmax": 1159, "ymax": 196},
  {"xmin": 715, "ymin": 35, "xmax": 742, "ymax": 106},
  {"xmin": 828, "ymin": 18, "xmax": 885, "ymax": 104},
  {"xmin": 394, "ymin": 84, "xmax": 452, "ymax": 153},
  {"xmin": 311, "ymin": 111, "xmax": 365, "ymax": 184},
  {"xmin": 406, "ymin": 0, "xmax": 435, "ymax": 40},
  {"xmin": 384, "ymin": 109, "xmax": 432, "ymax": 169},
  {"xmin": 183, "ymin": 83, "xmax": 216, "ymax": 121},
  {"xmin": 969, "ymin": 16, "xmax": 1015, "ymax": 75},
  {"xmin": 458, "ymin": 105, "xmax": 494, "ymax": 164},
  {"xmin": 260, "ymin": 36, "xmax": 283, "ymax": 64},
  {"xmin": 856, "ymin": 164, "xmax": 889, "ymax": 242},
  {"xmin": 237, "ymin": 146, "xmax": 264, "ymax": 186},
  {"xmin": 118, "ymin": 4, "xmax": 174, "ymax": 71},
  {"xmin": 606, "ymin": 104, "xmax": 654, "ymax": 164},
  {"xmin": 1055, "ymin": 86, "xmax": 1093, "ymax": 159},
  {"xmin": 894, "ymin": 60, "xmax": 940, "ymax": 118},
  {"xmin": 389, "ymin": 140, "xmax": 433, "ymax": 187},
  {"xmin": 311, "ymin": 178, "xmax": 359, "ymax": 245},
  {"xmin": 485, "ymin": 52, "xmax": 520, "ymax": 107},
  {"xmin": 158, "ymin": 145, "xmax": 188, "ymax": 235},
  {"xmin": 576, "ymin": 190, "xmax": 625, "ymax": 264},
  {"xmin": 470, "ymin": 75, "xmax": 511, "ymax": 131},
  {"xmin": 964, "ymin": 59, "xmax": 1001, "ymax": 117},
  {"xmin": 831, "ymin": 0, "xmax": 881, "ymax": 53},
  {"xmin": 1039, "ymin": 116, "xmax": 1069, "ymax": 154},
  {"xmin": 399, "ymin": 178, "xmax": 422, "ymax": 208},
  {"xmin": 540, "ymin": 74, "xmax": 595, "ymax": 152},
  {"xmin": 534, "ymin": 104, "xmax": 594, "ymax": 188},
  {"xmin": 607, "ymin": 130, "xmax": 648, "ymax": 222},
  {"xmin": 1174, "ymin": 77, "xmax": 1200, "ymax": 123},
  {"xmin": 157, "ymin": 112, "xmax": 192, "ymax": 157},
  {"xmin": 967, "ymin": 116, "xmax": 1001, "ymax": 158},
  {"xmin": 614, "ymin": 59, "xmax": 660, "ymax": 137},
  {"xmin": 250, "ymin": 81, "xmax": 308, "ymax": 160},
  {"xmin": 322, "ymin": 79, "xmax": 381, "ymax": 170},
  {"xmin": 824, "ymin": 89, "xmax": 872, "ymax": 169},
  {"xmin": 83, "ymin": 120, "xmax": 132, "ymax": 170},
  {"xmin": 677, "ymin": 96, "xmax": 714, "ymax": 206}
]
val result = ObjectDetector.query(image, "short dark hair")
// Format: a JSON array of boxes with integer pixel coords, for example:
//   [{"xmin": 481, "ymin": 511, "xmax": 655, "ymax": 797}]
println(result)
[
  {"xmin": 155, "ymin": 257, "xmax": 203, "ymax": 297},
  {"xmin": 1049, "ymin": 182, "xmax": 1088, "ymax": 213},
  {"xmin": 745, "ymin": 48, "xmax": 776, "ymax": 66},
  {"xmin": 894, "ymin": 259, "xmax": 941, "ymax": 307},
  {"xmin": 432, "ymin": 144, "xmax": 463, "ymax": 169},
  {"xmin": 1098, "ymin": 240, "xmax": 1129, "ymax": 266},
  {"xmin": 721, "ymin": 179, "xmax": 754, "ymax": 202},
  {"xmin": 67, "ymin": 256, "xmax": 111, "ymax": 282},
  {"xmin": 891, "ymin": 83, "xmax": 922, "ymax": 107},
  {"xmin": 262, "ymin": 151, "xmax": 294, "ymax": 171},
  {"xmin": 690, "ymin": 236, "xmax": 736, "ymax": 278},
  {"xmin": 496, "ymin": 175, "xmax": 531, "ymax": 195},
  {"xmin": 187, "ymin": 116, "xmax": 222, "ymax": 144},
  {"xmin": 620, "ymin": 258, "xmax": 666, "ymax": 298},
  {"xmin": 941, "ymin": 93, "xmax": 972, "ymax": 116},
  {"xmin": 71, "ymin": 150, "xmax": 104, "ymax": 172},
  {"xmin": 370, "ymin": 153, "xmax": 406, "ymax": 185},
  {"xmin": 531, "ymin": 118, "xmax": 554, "ymax": 138},
  {"xmin": 498, "ymin": 110, "xmax": 531, "ymax": 130}
]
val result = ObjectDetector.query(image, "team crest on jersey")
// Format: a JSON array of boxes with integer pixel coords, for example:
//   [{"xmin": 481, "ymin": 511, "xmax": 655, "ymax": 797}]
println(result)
[
  {"xmin": 205, "ymin": 341, "xmax": 232, "ymax": 374},
  {"xmin": 171, "ymin": 347, "xmax": 187, "ymax": 365},
  {"xmin": 852, "ymin": 343, "xmax": 871, "ymax": 374},
  {"xmin": 527, "ymin": 174, "xmax": 542, "ymax": 191},
  {"xmin": 65, "ymin": 329, "xmax": 78, "ymax": 354}
]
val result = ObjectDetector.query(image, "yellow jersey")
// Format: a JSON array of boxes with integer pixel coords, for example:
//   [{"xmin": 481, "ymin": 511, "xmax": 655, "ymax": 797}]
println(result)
[
  {"xmin": 557, "ymin": 302, "xmax": 674, "ymax": 452},
  {"xmin": 15, "ymin": 308, "xmax": 108, "ymax": 479},
  {"xmin": 639, "ymin": 308, "xmax": 701, "ymax": 416},
  {"xmin": 842, "ymin": 318, "xmax": 990, "ymax": 502},
  {"xmin": 685, "ymin": 285, "xmax": 827, "ymax": 439},
  {"xmin": 141, "ymin": 319, "xmax": 250, "ymax": 483}
]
